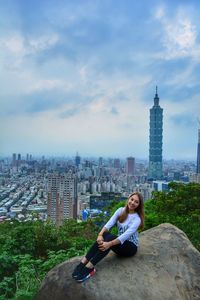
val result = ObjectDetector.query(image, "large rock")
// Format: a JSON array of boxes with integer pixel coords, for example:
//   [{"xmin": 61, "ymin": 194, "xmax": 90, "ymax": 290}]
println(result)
[{"xmin": 35, "ymin": 223, "xmax": 200, "ymax": 300}]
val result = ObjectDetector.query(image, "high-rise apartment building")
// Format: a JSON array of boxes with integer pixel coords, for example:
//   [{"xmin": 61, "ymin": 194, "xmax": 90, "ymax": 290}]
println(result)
[
  {"xmin": 148, "ymin": 87, "xmax": 163, "ymax": 179},
  {"xmin": 12, "ymin": 153, "xmax": 16, "ymax": 165},
  {"xmin": 47, "ymin": 171, "xmax": 78, "ymax": 225},
  {"xmin": 12, "ymin": 153, "xmax": 17, "ymax": 167},
  {"xmin": 126, "ymin": 157, "xmax": 135, "ymax": 175},
  {"xmin": 197, "ymin": 129, "xmax": 200, "ymax": 174},
  {"xmin": 99, "ymin": 157, "xmax": 103, "ymax": 166},
  {"xmin": 75, "ymin": 152, "xmax": 81, "ymax": 167},
  {"xmin": 114, "ymin": 158, "xmax": 120, "ymax": 169}
]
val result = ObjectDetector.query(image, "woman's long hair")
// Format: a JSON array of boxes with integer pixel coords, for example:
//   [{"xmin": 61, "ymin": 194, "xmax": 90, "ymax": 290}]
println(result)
[{"xmin": 118, "ymin": 192, "xmax": 145, "ymax": 229}]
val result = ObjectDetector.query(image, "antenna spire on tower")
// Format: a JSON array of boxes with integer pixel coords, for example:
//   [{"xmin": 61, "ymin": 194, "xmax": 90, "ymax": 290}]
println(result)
[{"xmin": 154, "ymin": 85, "xmax": 159, "ymax": 106}]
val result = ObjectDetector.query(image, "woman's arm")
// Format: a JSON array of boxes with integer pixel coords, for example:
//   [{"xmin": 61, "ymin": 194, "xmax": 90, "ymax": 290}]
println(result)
[
  {"xmin": 97, "ymin": 207, "xmax": 123, "ymax": 250},
  {"xmin": 96, "ymin": 226, "xmax": 108, "ymax": 244},
  {"xmin": 103, "ymin": 207, "xmax": 123, "ymax": 230},
  {"xmin": 99, "ymin": 216, "xmax": 141, "ymax": 251},
  {"xmin": 98, "ymin": 226, "xmax": 108, "ymax": 237}
]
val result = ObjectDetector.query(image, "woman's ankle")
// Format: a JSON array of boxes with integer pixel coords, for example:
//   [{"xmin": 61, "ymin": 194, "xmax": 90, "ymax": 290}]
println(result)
[
  {"xmin": 81, "ymin": 257, "xmax": 88, "ymax": 264},
  {"xmin": 86, "ymin": 261, "xmax": 94, "ymax": 269}
]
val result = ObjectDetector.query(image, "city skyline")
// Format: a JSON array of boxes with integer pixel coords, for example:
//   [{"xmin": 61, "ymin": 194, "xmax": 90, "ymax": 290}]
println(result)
[{"xmin": 1, "ymin": 0, "xmax": 200, "ymax": 159}]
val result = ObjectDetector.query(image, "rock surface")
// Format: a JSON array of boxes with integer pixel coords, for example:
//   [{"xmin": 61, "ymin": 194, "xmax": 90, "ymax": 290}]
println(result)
[{"xmin": 35, "ymin": 223, "xmax": 200, "ymax": 300}]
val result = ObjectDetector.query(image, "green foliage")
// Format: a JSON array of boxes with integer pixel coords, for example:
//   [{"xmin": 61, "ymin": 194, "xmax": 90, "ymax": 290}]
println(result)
[
  {"xmin": 0, "ymin": 277, "xmax": 15, "ymax": 299},
  {"xmin": 1, "ymin": 182, "xmax": 199, "ymax": 299},
  {"xmin": 14, "ymin": 255, "xmax": 43, "ymax": 300},
  {"xmin": 0, "ymin": 218, "xmax": 98, "ymax": 299},
  {"xmin": 144, "ymin": 182, "xmax": 200, "ymax": 250},
  {"xmin": 110, "ymin": 200, "xmax": 126, "ymax": 216}
]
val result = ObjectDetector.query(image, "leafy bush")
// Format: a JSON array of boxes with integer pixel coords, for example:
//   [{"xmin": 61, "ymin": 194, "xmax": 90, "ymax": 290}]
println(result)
[
  {"xmin": 0, "ymin": 218, "xmax": 98, "ymax": 299},
  {"xmin": 144, "ymin": 182, "xmax": 200, "ymax": 250}
]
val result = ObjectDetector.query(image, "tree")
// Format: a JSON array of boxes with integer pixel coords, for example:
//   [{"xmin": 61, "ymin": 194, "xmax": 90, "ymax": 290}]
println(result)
[{"xmin": 144, "ymin": 182, "xmax": 200, "ymax": 250}]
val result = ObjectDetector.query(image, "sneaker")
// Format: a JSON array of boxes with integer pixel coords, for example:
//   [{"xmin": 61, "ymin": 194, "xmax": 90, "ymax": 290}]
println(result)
[
  {"xmin": 76, "ymin": 266, "xmax": 96, "ymax": 283},
  {"xmin": 72, "ymin": 262, "xmax": 85, "ymax": 279}
]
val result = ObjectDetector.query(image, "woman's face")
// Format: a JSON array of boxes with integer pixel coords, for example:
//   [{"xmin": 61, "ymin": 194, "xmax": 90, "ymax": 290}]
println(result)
[{"xmin": 127, "ymin": 194, "xmax": 140, "ymax": 213}]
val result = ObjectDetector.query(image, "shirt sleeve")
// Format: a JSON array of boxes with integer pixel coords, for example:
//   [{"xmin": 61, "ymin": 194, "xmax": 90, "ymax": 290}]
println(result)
[
  {"xmin": 118, "ymin": 216, "xmax": 141, "ymax": 244},
  {"xmin": 104, "ymin": 207, "xmax": 123, "ymax": 230}
]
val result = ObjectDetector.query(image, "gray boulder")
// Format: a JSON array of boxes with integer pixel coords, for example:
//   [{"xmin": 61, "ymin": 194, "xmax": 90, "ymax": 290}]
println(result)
[{"xmin": 35, "ymin": 223, "xmax": 200, "ymax": 300}]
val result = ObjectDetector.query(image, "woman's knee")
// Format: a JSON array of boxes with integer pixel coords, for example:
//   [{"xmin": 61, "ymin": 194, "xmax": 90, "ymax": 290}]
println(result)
[
  {"xmin": 103, "ymin": 232, "xmax": 116, "ymax": 242},
  {"xmin": 102, "ymin": 231, "xmax": 110, "ymax": 240}
]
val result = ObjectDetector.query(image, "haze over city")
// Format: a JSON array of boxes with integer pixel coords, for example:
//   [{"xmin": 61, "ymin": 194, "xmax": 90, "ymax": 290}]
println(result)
[{"xmin": 1, "ymin": 0, "xmax": 200, "ymax": 159}]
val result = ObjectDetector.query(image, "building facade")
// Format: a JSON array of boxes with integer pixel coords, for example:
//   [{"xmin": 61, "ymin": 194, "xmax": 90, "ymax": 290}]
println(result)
[
  {"xmin": 75, "ymin": 152, "xmax": 81, "ymax": 167},
  {"xmin": 47, "ymin": 171, "xmax": 78, "ymax": 225},
  {"xmin": 126, "ymin": 157, "xmax": 135, "ymax": 175},
  {"xmin": 148, "ymin": 87, "xmax": 163, "ymax": 179},
  {"xmin": 114, "ymin": 158, "xmax": 120, "ymax": 169}
]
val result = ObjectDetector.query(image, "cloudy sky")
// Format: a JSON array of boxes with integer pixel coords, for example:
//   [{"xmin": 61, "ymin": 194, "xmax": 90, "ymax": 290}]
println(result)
[{"xmin": 1, "ymin": 0, "xmax": 200, "ymax": 160}]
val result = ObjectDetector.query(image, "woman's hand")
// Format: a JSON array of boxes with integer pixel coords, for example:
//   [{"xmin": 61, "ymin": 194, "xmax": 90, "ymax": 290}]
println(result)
[
  {"xmin": 97, "ymin": 235, "xmax": 104, "ymax": 245},
  {"xmin": 98, "ymin": 241, "xmax": 111, "ymax": 251}
]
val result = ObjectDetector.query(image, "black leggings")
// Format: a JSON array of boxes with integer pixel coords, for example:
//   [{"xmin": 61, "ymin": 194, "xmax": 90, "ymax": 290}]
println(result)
[{"xmin": 85, "ymin": 231, "xmax": 137, "ymax": 266}]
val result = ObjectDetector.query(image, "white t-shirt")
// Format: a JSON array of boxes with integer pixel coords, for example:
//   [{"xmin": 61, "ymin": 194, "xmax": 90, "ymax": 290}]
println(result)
[{"xmin": 104, "ymin": 207, "xmax": 141, "ymax": 246}]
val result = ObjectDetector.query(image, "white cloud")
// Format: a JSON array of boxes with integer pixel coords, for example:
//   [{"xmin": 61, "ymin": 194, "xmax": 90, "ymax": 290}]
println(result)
[
  {"xmin": 88, "ymin": 98, "xmax": 107, "ymax": 114},
  {"xmin": 28, "ymin": 34, "xmax": 59, "ymax": 52},
  {"xmin": 0, "ymin": 72, "xmax": 151, "ymax": 157},
  {"xmin": 154, "ymin": 6, "xmax": 199, "ymax": 60},
  {"xmin": 0, "ymin": 32, "xmax": 59, "ymax": 69},
  {"xmin": 29, "ymin": 79, "xmax": 73, "ymax": 92},
  {"xmin": 155, "ymin": 6, "xmax": 165, "ymax": 20},
  {"xmin": 4, "ymin": 35, "xmax": 25, "ymax": 55}
]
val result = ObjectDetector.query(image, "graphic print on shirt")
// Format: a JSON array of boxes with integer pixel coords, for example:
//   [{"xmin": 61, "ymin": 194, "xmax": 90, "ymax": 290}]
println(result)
[{"xmin": 118, "ymin": 222, "xmax": 139, "ymax": 246}]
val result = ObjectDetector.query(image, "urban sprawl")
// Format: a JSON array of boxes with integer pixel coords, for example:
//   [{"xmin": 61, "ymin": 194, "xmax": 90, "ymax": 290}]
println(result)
[{"xmin": 1, "ymin": 90, "xmax": 200, "ymax": 225}]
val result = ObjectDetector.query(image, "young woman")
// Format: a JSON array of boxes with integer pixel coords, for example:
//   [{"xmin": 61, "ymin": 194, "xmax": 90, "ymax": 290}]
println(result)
[{"xmin": 72, "ymin": 192, "xmax": 144, "ymax": 283}]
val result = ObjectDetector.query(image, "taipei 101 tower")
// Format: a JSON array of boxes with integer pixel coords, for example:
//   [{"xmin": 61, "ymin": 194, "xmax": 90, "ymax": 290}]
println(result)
[{"xmin": 148, "ymin": 87, "xmax": 163, "ymax": 179}]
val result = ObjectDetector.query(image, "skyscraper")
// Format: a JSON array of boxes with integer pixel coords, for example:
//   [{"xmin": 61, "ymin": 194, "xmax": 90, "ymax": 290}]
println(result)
[
  {"xmin": 126, "ymin": 157, "xmax": 135, "ymax": 175},
  {"xmin": 75, "ymin": 152, "xmax": 81, "ymax": 167},
  {"xmin": 12, "ymin": 153, "xmax": 16, "ymax": 166},
  {"xmin": 99, "ymin": 157, "xmax": 103, "ymax": 166},
  {"xmin": 197, "ymin": 129, "xmax": 200, "ymax": 174},
  {"xmin": 114, "ymin": 158, "xmax": 120, "ymax": 169},
  {"xmin": 148, "ymin": 87, "xmax": 163, "ymax": 179},
  {"xmin": 47, "ymin": 171, "xmax": 78, "ymax": 225}
]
